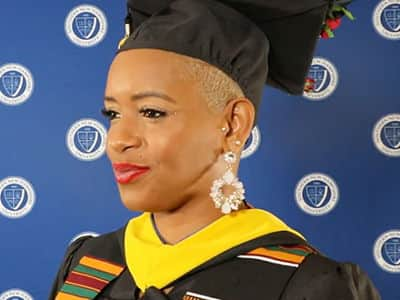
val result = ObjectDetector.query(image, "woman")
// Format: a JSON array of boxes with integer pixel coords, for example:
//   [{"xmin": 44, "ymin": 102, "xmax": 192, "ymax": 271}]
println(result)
[{"xmin": 49, "ymin": 0, "xmax": 381, "ymax": 299}]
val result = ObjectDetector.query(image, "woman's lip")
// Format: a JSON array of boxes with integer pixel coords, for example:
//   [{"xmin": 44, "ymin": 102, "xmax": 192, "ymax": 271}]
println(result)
[
  {"xmin": 112, "ymin": 162, "xmax": 150, "ymax": 171},
  {"xmin": 114, "ymin": 168, "xmax": 150, "ymax": 184}
]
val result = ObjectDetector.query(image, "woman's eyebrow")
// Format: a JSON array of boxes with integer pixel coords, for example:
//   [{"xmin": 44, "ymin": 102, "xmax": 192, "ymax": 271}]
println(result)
[{"xmin": 104, "ymin": 91, "xmax": 177, "ymax": 103}]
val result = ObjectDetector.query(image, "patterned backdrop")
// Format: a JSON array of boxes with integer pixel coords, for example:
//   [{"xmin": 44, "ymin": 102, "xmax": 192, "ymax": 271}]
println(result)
[{"xmin": 0, "ymin": 1, "xmax": 399, "ymax": 299}]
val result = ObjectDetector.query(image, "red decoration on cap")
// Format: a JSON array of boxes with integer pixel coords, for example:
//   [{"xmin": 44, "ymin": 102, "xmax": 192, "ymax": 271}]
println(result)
[{"xmin": 320, "ymin": 4, "xmax": 355, "ymax": 39}]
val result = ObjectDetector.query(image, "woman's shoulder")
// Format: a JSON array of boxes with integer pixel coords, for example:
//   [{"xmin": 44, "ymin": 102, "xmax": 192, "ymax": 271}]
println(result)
[
  {"xmin": 49, "ymin": 226, "xmax": 127, "ymax": 299},
  {"xmin": 67, "ymin": 226, "xmax": 126, "ymax": 265},
  {"xmin": 279, "ymin": 251, "xmax": 382, "ymax": 300},
  {"xmin": 225, "ymin": 231, "xmax": 381, "ymax": 300}
]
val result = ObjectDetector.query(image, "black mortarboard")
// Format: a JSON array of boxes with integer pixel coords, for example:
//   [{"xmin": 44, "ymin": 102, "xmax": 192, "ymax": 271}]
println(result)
[{"xmin": 116, "ymin": 0, "xmax": 353, "ymax": 125}]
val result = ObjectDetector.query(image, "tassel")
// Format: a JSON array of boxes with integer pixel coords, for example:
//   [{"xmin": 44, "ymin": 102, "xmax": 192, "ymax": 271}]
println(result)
[{"xmin": 118, "ymin": 11, "xmax": 132, "ymax": 49}]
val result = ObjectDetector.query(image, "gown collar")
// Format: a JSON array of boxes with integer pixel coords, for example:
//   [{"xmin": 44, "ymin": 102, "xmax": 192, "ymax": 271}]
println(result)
[{"xmin": 124, "ymin": 208, "xmax": 307, "ymax": 291}]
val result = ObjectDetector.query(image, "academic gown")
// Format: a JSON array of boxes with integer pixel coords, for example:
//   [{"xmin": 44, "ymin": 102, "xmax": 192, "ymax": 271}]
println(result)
[{"xmin": 49, "ymin": 223, "xmax": 381, "ymax": 300}]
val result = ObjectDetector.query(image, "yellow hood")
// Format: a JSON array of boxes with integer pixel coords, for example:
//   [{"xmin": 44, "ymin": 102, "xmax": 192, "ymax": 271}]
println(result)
[{"xmin": 124, "ymin": 208, "xmax": 306, "ymax": 291}]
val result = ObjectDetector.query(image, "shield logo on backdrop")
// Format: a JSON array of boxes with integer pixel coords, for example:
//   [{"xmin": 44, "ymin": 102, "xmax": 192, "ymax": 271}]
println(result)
[
  {"xmin": 309, "ymin": 68, "xmax": 328, "ymax": 92},
  {"xmin": 66, "ymin": 119, "xmax": 106, "ymax": 161},
  {"xmin": 383, "ymin": 123, "xmax": 400, "ymax": 148},
  {"xmin": 306, "ymin": 184, "xmax": 328, "ymax": 207},
  {"xmin": 77, "ymin": 128, "xmax": 99, "ymax": 153},
  {"xmin": 295, "ymin": 173, "xmax": 339, "ymax": 216},
  {"xmin": 65, "ymin": 5, "xmax": 107, "ymax": 47},
  {"xmin": 384, "ymin": 239, "xmax": 400, "ymax": 265},
  {"xmin": 383, "ymin": 6, "xmax": 400, "ymax": 31},
  {"xmin": 75, "ymin": 13, "xmax": 97, "ymax": 39},
  {"xmin": 2, "ymin": 72, "xmax": 24, "ymax": 97},
  {"xmin": 4, "ymin": 186, "xmax": 25, "ymax": 211}
]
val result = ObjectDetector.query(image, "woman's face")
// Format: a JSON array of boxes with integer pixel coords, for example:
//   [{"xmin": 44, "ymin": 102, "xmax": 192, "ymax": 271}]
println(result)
[{"xmin": 104, "ymin": 49, "xmax": 229, "ymax": 212}]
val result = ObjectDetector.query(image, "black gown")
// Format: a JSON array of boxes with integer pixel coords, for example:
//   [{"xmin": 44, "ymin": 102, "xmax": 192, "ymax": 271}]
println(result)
[{"xmin": 49, "ymin": 225, "xmax": 381, "ymax": 300}]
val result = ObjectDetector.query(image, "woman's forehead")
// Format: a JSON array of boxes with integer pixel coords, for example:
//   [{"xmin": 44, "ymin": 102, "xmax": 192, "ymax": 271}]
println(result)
[
  {"xmin": 106, "ymin": 49, "xmax": 198, "ymax": 98},
  {"xmin": 109, "ymin": 49, "xmax": 193, "ymax": 81}
]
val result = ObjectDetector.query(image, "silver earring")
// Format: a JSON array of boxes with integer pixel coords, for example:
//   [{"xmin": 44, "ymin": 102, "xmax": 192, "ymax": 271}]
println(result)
[
  {"xmin": 209, "ymin": 151, "xmax": 245, "ymax": 214},
  {"xmin": 221, "ymin": 127, "xmax": 227, "ymax": 132}
]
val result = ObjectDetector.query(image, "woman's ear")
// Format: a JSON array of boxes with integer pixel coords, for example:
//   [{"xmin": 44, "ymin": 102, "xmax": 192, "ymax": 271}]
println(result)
[{"xmin": 220, "ymin": 97, "xmax": 255, "ymax": 151}]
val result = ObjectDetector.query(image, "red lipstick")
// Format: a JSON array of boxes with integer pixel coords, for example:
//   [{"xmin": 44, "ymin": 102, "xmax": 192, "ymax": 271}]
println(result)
[{"xmin": 112, "ymin": 162, "xmax": 150, "ymax": 184}]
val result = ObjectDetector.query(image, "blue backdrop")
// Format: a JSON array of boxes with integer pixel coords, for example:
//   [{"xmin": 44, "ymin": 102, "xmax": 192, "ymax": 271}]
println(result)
[{"xmin": 0, "ymin": 1, "xmax": 399, "ymax": 299}]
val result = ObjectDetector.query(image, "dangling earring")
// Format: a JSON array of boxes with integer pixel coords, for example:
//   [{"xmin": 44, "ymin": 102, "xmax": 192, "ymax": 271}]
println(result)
[{"xmin": 209, "ymin": 151, "xmax": 245, "ymax": 214}]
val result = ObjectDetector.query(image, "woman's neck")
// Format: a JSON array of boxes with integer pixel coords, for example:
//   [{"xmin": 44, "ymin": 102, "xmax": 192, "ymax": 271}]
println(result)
[{"xmin": 151, "ymin": 199, "xmax": 249, "ymax": 245}]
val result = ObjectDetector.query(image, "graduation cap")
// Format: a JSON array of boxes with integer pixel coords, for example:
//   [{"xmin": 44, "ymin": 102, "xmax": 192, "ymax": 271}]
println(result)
[{"xmin": 116, "ymin": 0, "xmax": 354, "ymax": 125}]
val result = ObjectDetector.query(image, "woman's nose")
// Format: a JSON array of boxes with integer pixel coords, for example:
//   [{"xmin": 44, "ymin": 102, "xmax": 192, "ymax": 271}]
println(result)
[{"xmin": 107, "ymin": 124, "xmax": 142, "ymax": 153}]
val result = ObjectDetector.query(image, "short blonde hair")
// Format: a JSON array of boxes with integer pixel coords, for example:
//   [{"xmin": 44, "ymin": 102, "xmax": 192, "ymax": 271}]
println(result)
[{"xmin": 179, "ymin": 55, "xmax": 245, "ymax": 114}]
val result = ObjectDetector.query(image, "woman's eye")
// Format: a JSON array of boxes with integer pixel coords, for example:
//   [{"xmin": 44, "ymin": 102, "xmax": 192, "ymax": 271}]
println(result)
[
  {"xmin": 139, "ymin": 108, "xmax": 167, "ymax": 119},
  {"xmin": 101, "ymin": 108, "xmax": 119, "ymax": 121},
  {"xmin": 101, "ymin": 107, "xmax": 166, "ymax": 121}
]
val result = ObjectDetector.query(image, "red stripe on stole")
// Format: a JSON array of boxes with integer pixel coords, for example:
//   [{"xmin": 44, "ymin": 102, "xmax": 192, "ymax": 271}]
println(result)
[{"xmin": 66, "ymin": 272, "xmax": 108, "ymax": 290}]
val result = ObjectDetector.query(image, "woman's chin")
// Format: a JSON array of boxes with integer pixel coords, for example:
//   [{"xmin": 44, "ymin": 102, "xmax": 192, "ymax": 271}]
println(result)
[
  {"xmin": 120, "ymin": 197, "xmax": 181, "ymax": 213},
  {"xmin": 119, "ymin": 196, "xmax": 161, "ymax": 212},
  {"xmin": 119, "ymin": 197, "xmax": 150, "ymax": 212}
]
